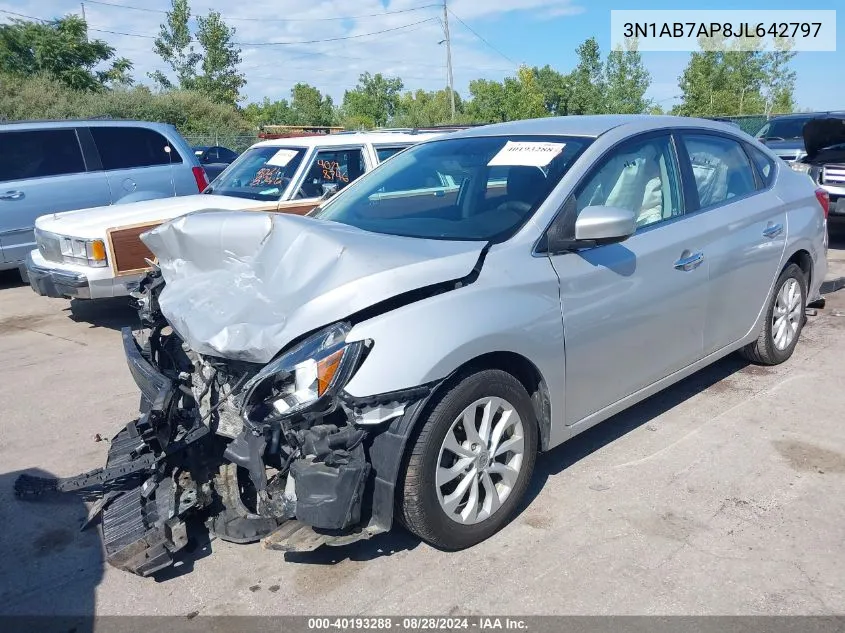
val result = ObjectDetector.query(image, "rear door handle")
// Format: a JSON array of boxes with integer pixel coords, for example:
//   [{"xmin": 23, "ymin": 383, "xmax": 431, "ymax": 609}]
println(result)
[
  {"xmin": 763, "ymin": 223, "xmax": 784, "ymax": 239},
  {"xmin": 674, "ymin": 251, "xmax": 705, "ymax": 271},
  {"xmin": 0, "ymin": 190, "xmax": 24, "ymax": 201}
]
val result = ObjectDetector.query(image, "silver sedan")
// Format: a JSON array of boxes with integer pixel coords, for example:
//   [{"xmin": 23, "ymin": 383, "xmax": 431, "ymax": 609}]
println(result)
[{"xmin": 44, "ymin": 115, "xmax": 829, "ymax": 575}]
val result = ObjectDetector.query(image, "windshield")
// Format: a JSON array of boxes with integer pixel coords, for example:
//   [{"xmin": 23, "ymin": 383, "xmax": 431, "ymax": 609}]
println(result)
[
  {"xmin": 206, "ymin": 146, "xmax": 306, "ymax": 201},
  {"xmin": 756, "ymin": 117, "xmax": 814, "ymax": 141},
  {"xmin": 312, "ymin": 135, "xmax": 591, "ymax": 241}
]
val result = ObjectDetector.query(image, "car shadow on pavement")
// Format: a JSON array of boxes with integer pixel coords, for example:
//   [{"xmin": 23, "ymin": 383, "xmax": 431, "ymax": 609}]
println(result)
[
  {"xmin": 0, "ymin": 270, "xmax": 26, "ymax": 291},
  {"xmin": 66, "ymin": 298, "xmax": 139, "ymax": 331},
  {"xmin": 0, "ymin": 468, "xmax": 101, "ymax": 629},
  {"xmin": 283, "ymin": 526, "xmax": 423, "ymax": 566},
  {"xmin": 523, "ymin": 354, "xmax": 750, "ymax": 510}
]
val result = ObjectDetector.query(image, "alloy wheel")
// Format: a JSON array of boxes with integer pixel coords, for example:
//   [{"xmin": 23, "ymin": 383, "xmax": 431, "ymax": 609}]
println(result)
[{"xmin": 772, "ymin": 277, "xmax": 803, "ymax": 351}]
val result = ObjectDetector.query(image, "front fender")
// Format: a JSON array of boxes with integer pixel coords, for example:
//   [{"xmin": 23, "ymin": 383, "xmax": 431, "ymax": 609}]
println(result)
[{"xmin": 344, "ymin": 252, "xmax": 565, "ymax": 428}]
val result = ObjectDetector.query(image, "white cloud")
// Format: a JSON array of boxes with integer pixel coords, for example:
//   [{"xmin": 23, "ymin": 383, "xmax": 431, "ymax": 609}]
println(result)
[{"xmin": 0, "ymin": 0, "xmax": 583, "ymax": 103}]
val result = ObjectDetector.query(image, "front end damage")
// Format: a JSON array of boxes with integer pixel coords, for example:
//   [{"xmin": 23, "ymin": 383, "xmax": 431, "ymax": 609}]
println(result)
[{"xmin": 15, "ymin": 270, "xmax": 435, "ymax": 576}]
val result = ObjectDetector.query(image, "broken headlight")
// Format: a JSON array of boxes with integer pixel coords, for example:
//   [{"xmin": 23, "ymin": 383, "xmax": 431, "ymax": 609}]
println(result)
[{"xmin": 241, "ymin": 322, "xmax": 367, "ymax": 422}]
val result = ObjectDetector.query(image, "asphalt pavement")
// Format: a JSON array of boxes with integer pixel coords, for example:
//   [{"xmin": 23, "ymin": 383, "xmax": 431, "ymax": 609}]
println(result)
[{"xmin": 1, "ymin": 224, "xmax": 844, "ymax": 616}]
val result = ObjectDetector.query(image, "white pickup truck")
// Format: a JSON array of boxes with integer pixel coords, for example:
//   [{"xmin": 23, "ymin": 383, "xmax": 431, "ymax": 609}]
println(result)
[{"xmin": 25, "ymin": 130, "xmax": 442, "ymax": 299}]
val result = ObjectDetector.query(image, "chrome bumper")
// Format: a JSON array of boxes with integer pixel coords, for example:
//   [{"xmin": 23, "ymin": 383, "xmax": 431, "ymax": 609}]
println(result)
[{"xmin": 25, "ymin": 251, "xmax": 91, "ymax": 299}]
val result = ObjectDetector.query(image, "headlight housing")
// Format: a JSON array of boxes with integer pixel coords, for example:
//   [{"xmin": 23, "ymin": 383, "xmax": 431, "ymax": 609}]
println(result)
[
  {"xmin": 38, "ymin": 229, "xmax": 108, "ymax": 268},
  {"xmin": 241, "ymin": 322, "xmax": 368, "ymax": 423}
]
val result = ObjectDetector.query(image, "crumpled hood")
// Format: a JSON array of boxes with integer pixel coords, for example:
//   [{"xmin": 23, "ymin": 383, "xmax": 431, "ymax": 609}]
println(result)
[
  {"xmin": 141, "ymin": 210, "xmax": 485, "ymax": 363},
  {"xmin": 804, "ymin": 116, "xmax": 845, "ymax": 160}
]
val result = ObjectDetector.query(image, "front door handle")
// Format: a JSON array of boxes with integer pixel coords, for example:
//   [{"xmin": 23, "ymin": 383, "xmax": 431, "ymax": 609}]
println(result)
[
  {"xmin": 0, "ymin": 190, "xmax": 24, "ymax": 201},
  {"xmin": 674, "ymin": 251, "xmax": 705, "ymax": 271},
  {"xmin": 763, "ymin": 223, "xmax": 784, "ymax": 239}
]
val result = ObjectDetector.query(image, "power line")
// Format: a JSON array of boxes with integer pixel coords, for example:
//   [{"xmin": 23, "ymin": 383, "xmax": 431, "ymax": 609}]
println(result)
[
  {"xmin": 0, "ymin": 10, "xmax": 440, "ymax": 47},
  {"xmin": 447, "ymin": 8, "xmax": 518, "ymax": 68},
  {"xmin": 83, "ymin": 0, "xmax": 440, "ymax": 22}
]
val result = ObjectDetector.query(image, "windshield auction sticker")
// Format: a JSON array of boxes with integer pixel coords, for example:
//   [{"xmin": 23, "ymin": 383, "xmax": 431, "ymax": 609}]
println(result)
[
  {"xmin": 610, "ymin": 10, "xmax": 836, "ymax": 52},
  {"xmin": 267, "ymin": 149, "xmax": 299, "ymax": 167},
  {"xmin": 488, "ymin": 142, "xmax": 566, "ymax": 168}
]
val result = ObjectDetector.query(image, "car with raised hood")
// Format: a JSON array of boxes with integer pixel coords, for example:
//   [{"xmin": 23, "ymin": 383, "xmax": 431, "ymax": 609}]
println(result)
[
  {"xmin": 790, "ymin": 114, "xmax": 845, "ymax": 218},
  {"xmin": 0, "ymin": 120, "xmax": 206, "ymax": 282},
  {"xmin": 17, "ymin": 115, "xmax": 828, "ymax": 576},
  {"xmin": 25, "ymin": 130, "xmax": 441, "ymax": 300},
  {"xmin": 754, "ymin": 111, "xmax": 845, "ymax": 163}
]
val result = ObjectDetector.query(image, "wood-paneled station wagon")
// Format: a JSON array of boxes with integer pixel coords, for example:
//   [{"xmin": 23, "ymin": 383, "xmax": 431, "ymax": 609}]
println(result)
[{"xmin": 25, "ymin": 130, "xmax": 443, "ymax": 300}]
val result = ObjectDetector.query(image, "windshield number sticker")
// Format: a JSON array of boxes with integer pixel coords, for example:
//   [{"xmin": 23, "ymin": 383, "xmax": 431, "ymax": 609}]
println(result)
[
  {"xmin": 488, "ymin": 141, "xmax": 566, "ymax": 167},
  {"xmin": 267, "ymin": 149, "xmax": 298, "ymax": 167}
]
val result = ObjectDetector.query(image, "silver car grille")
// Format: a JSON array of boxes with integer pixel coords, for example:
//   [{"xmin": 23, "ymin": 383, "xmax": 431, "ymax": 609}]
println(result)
[
  {"xmin": 821, "ymin": 164, "xmax": 845, "ymax": 185},
  {"xmin": 35, "ymin": 229, "xmax": 64, "ymax": 263}
]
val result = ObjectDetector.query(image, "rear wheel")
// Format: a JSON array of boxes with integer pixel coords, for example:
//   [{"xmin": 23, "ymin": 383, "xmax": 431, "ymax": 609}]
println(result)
[
  {"xmin": 398, "ymin": 369, "xmax": 538, "ymax": 550},
  {"xmin": 740, "ymin": 263, "xmax": 807, "ymax": 365}
]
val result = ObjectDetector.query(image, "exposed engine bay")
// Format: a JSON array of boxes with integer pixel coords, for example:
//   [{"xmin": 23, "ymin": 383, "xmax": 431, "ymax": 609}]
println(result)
[{"xmin": 14, "ymin": 269, "xmax": 437, "ymax": 576}]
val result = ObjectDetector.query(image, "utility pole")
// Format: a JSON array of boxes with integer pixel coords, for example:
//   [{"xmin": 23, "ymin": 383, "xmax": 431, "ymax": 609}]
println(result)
[
  {"xmin": 442, "ymin": 1, "xmax": 456, "ymax": 122},
  {"xmin": 81, "ymin": 2, "xmax": 88, "ymax": 41}
]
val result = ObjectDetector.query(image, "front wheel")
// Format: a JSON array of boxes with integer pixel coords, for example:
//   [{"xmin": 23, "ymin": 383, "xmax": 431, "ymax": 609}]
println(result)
[
  {"xmin": 398, "ymin": 369, "xmax": 538, "ymax": 550},
  {"xmin": 740, "ymin": 263, "xmax": 807, "ymax": 365}
]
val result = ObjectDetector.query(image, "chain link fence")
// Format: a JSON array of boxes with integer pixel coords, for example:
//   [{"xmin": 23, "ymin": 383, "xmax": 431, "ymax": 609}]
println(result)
[{"xmin": 710, "ymin": 115, "xmax": 769, "ymax": 135}]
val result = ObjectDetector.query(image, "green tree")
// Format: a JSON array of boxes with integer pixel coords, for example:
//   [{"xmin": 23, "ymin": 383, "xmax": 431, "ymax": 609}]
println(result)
[
  {"xmin": 533, "ymin": 65, "xmax": 571, "ymax": 116},
  {"xmin": 503, "ymin": 66, "xmax": 547, "ymax": 120},
  {"xmin": 243, "ymin": 97, "xmax": 294, "ymax": 127},
  {"xmin": 466, "ymin": 79, "xmax": 508, "ymax": 123},
  {"xmin": 192, "ymin": 10, "xmax": 245, "ymax": 106},
  {"xmin": 673, "ymin": 45, "xmax": 729, "ymax": 116},
  {"xmin": 0, "ymin": 16, "xmax": 132, "ymax": 91},
  {"xmin": 569, "ymin": 37, "xmax": 605, "ymax": 114},
  {"xmin": 341, "ymin": 72, "xmax": 404, "ymax": 127},
  {"xmin": 290, "ymin": 83, "xmax": 335, "ymax": 126},
  {"xmin": 762, "ymin": 41, "xmax": 796, "ymax": 115},
  {"xmin": 150, "ymin": 0, "xmax": 198, "ymax": 91},
  {"xmin": 394, "ymin": 89, "xmax": 464, "ymax": 127},
  {"xmin": 604, "ymin": 39, "xmax": 652, "ymax": 114}
]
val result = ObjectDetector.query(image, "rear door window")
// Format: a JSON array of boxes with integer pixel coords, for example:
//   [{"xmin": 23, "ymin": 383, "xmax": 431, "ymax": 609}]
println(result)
[
  {"xmin": 681, "ymin": 134, "xmax": 757, "ymax": 208},
  {"xmin": 296, "ymin": 147, "xmax": 367, "ymax": 199},
  {"xmin": 0, "ymin": 129, "xmax": 86, "ymax": 182},
  {"xmin": 91, "ymin": 127, "xmax": 183, "ymax": 170}
]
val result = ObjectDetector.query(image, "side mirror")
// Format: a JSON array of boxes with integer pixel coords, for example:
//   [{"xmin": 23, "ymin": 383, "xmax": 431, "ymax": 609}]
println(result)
[
  {"xmin": 574, "ymin": 205, "xmax": 636, "ymax": 243},
  {"xmin": 545, "ymin": 205, "xmax": 636, "ymax": 253},
  {"xmin": 321, "ymin": 182, "xmax": 339, "ymax": 199}
]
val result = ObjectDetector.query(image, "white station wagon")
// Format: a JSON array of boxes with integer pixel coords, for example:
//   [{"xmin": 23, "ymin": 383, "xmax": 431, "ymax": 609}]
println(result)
[{"xmin": 25, "ymin": 130, "xmax": 442, "ymax": 300}]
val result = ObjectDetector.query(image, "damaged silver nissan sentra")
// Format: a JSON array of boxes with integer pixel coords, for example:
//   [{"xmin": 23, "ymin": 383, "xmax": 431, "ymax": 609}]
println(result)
[{"xmin": 17, "ymin": 116, "xmax": 828, "ymax": 576}]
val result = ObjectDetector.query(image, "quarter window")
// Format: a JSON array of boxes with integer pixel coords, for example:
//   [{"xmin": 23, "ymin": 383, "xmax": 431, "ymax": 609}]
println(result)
[
  {"xmin": 91, "ymin": 127, "xmax": 183, "ymax": 170},
  {"xmin": 0, "ymin": 129, "xmax": 86, "ymax": 182},
  {"xmin": 576, "ymin": 135, "xmax": 683, "ymax": 229},
  {"xmin": 746, "ymin": 144, "xmax": 776, "ymax": 188},
  {"xmin": 296, "ymin": 148, "xmax": 366, "ymax": 199},
  {"xmin": 682, "ymin": 134, "xmax": 757, "ymax": 208},
  {"xmin": 375, "ymin": 146, "xmax": 409, "ymax": 162}
]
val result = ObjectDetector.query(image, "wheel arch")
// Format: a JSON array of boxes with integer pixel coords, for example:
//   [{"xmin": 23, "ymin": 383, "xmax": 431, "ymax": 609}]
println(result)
[{"xmin": 784, "ymin": 248, "xmax": 813, "ymax": 290}]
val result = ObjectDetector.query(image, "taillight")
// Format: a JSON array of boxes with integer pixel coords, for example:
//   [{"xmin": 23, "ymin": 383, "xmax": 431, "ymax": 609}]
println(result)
[
  {"xmin": 815, "ymin": 188, "xmax": 830, "ymax": 219},
  {"xmin": 192, "ymin": 166, "xmax": 210, "ymax": 192}
]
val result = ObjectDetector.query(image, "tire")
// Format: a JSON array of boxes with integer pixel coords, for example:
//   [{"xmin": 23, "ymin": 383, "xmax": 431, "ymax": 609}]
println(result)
[
  {"xmin": 740, "ymin": 263, "xmax": 807, "ymax": 365},
  {"xmin": 398, "ymin": 369, "xmax": 538, "ymax": 550}
]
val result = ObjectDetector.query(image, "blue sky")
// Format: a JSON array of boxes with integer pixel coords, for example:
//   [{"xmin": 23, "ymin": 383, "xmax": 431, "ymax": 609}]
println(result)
[{"xmin": 0, "ymin": 0, "xmax": 841, "ymax": 111}]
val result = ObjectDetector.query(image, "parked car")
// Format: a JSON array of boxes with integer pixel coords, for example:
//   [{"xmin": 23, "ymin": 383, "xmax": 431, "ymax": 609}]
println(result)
[
  {"xmin": 790, "ymin": 114, "xmax": 845, "ymax": 218},
  {"xmin": 193, "ymin": 145, "xmax": 239, "ymax": 181},
  {"xmin": 25, "ymin": 130, "xmax": 442, "ymax": 300},
  {"xmin": 0, "ymin": 120, "xmax": 207, "ymax": 281},
  {"xmin": 754, "ymin": 112, "xmax": 845, "ymax": 163},
  {"xmin": 17, "ymin": 115, "xmax": 828, "ymax": 576}
]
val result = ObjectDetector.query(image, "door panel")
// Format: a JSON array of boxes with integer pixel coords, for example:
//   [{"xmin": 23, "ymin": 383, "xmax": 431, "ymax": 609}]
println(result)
[
  {"xmin": 701, "ymin": 192, "xmax": 786, "ymax": 352},
  {"xmin": 553, "ymin": 216, "xmax": 709, "ymax": 424},
  {"xmin": 90, "ymin": 126, "xmax": 181, "ymax": 201},
  {"xmin": 547, "ymin": 132, "xmax": 708, "ymax": 425},
  {"xmin": 0, "ymin": 129, "xmax": 111, "ymax": 264},
  {"xmin": 679, "ymin": 133, "xmax": 787, "ymax": 353}
]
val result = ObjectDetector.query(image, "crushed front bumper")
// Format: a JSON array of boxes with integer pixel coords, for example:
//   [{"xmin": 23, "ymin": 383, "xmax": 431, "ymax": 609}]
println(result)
[{"xmin": 25, "ymin": 251, "xmax": 91, "ymax": 299}]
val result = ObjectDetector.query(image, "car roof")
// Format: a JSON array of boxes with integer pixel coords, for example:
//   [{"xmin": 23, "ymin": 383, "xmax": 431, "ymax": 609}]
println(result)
[
  {"xmin": 252, "ymin": 131, "xmax": 444, "ymax": 149},
  {"xmin": 767, "ymin": 111, "xmax": 845, "ymax": 121},
  {"xmin": 0, "ymin": 119, "xmax": 177, "ymax": 131},
  {"xmin": 446, "ymin": 114, "xmax": 746, "ymax": 140}
]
